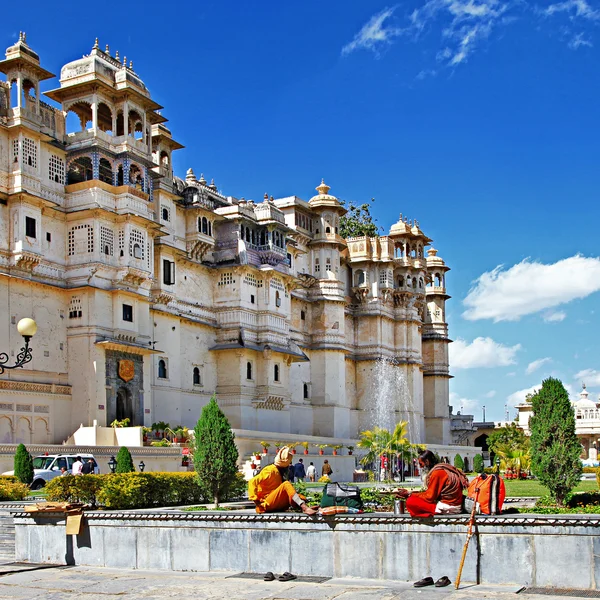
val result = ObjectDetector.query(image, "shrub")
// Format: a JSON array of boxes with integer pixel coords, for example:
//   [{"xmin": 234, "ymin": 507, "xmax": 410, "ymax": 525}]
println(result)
[
  {"xmin": 318, "ymin": 475, "xmax": 331, "ymax": 483},
  {"xmin": 116, "ymin": 447, "xmax": 135, "ymax": 473},
  {"xmin": 193, "ymin": 395, "xmax": 239, "ymax": 507},
  {"xmin": 454, "ymin": 454, "xmax": 465, "ymax": 470},
  {"xmin": 0, "ymin": 480, "xmax": 29, "ymax": 500},
  {"xmin": 473, "ymin": 454, "xmax": 484, "ymax": 474},
  {"xmin": 47, "ymin": 472, "xmax": 205, "ymax": 509},
  {"xmin": 583, "ymin": 467, "xmax": 599, "ymax": 474},
  {"xmin": 14, "ymin": 444, "xmax": 33, "ymax": 485},
  {"xmin": 530, "ymin": 378, "xmax": 582, "ymax": 506},
  {"xmin": 46, "ymin": 475, "xmax": 102, "ymax": 506},
  {"xmin": 0, "ymin": 476, "xmax": 18, "ymax": 484}
]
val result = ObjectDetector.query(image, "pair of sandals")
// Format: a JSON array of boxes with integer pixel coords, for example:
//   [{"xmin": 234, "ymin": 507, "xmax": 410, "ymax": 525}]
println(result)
[
  {"xmin": 414, "ymin": 576, "xmax": 451, "ymax": 588},
  {"xmin": 264, "ymin": 571, "xmax": 297, "ymax": 582}
]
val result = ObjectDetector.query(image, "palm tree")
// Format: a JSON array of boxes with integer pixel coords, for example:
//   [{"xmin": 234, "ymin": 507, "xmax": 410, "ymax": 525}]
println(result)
[
  {"xmin": 495, "ymin": 444, "xmax": 531, "ymax": 477},
  {"xmin": 358, "ymin": 422, "xmax": 422, "ymax": 480}
]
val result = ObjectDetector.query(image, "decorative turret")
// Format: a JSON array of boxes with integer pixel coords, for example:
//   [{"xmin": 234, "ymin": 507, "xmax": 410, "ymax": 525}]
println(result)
[{"xmin": 0, "ymin": 32, "xmax": 54, "ymax": 113}]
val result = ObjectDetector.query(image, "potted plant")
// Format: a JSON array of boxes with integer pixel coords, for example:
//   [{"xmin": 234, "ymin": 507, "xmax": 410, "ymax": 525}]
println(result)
[
  {"xmin": 332, "ymin": 444, "xmax": 343, "ymax": 456},
  {"xmin": 289, "ymin": 443, "xmax": 298, "ymax": 455},
  {"xmin": 255, "ymin": 451, "xmax": 262, "ymax": 461},
  {"xmin": 151, "ymin": 422, "xmax": 161, "ymax": 438},
  {"xmin": 301, "ymin": 442, "xmax": 310, "ymax": 455},
  {"xmin": 260, "ymin": 441, "xmax": 270, "ymax": 454},
  {"xmin": 142, "ymin": 426, "xmax": 151, "ymax": 442},
  {"xmin": 347, "ymin": 445, "xmax": 354, "ymax": 456},
  {"xmin": 315, "ymin": 444, "xmax": 328, "ymax": 456},
  {"xmin": 274, "ymin": 441, "xmax": 283, "ymax": 451},
  {"xmin": 173, "ymin": 428, "xmax": 185, "ymax": 444},
  {"xmin": 110, "ymin": 418, "xmax": 130, "ymax": 428}
]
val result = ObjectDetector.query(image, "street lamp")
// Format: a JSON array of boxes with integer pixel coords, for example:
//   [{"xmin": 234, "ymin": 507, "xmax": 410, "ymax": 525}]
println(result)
[
  {"xmin": 108, "ymin": 456, "xmax": 117, "ymax": 473},
  {"xmin": 495, "ymin": 456, "xmax": 501, "ymax": 475},
  {"xmin": 138, "ymin": 460, "xmax": 145, "ymax": 472},
  {"xmin": 0, "ymin": 318, "xmax": 37, "ymax": 374}
]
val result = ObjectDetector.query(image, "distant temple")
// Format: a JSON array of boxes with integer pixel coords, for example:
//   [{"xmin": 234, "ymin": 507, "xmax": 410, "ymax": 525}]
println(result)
[{"xmin": 0, "ymin": 36, "xmax": 454, "ymax": 451}]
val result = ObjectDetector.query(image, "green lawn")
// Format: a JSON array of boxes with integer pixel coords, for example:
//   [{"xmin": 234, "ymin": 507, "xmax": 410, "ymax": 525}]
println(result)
[{"xmin": 504, "ymin": 479, "xmax": 598, "ymax": 497}]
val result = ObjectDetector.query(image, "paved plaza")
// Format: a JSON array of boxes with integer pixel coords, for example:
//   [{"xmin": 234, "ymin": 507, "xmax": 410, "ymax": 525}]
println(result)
[{"xmin": 0, "ymin": 565, "xmax": 584, "ymax": 600}]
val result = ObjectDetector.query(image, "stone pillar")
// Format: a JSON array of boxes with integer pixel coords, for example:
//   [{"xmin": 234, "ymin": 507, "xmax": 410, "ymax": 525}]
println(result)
[
  {"xmin": 16, "ymin": 75, "xmax": 22, "ymax": 109},
  {"xmin": 34, "ymin": 82, "xmax": 40, "ymax": 115},
  {"xmin": 123, "ymin": 100, "xmax": 129, "ymax": 137},
  {"xmin": 91, "ymin": 93, "xmax": 98, "ymax": 132}
]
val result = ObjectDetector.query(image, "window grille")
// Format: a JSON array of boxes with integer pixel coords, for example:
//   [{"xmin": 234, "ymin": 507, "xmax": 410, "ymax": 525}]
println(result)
[
  {"xmin": 100, "ymin": 226, "xmax": 114, "ymax": 256},
  {"xmin": 129, "ymin": 229, "xmax": 145, "ymax": 259},
  {"xmin": 68, "ymin": 297, "xmax": 82, "ymax": 319},
  {"xmin": 49, "ymin": 155, "xmax": 65, "ymax": 184},
  {"xmin": 68, "ymin": 224, "xmax": 93, "ymax": 255},
  {"xmin": 23, "ymin": 138, "xmax": 37, "ymax": 168},
  {"xmin": 218, "ymin": 272, "xmax": 234, "ymax": 286}
]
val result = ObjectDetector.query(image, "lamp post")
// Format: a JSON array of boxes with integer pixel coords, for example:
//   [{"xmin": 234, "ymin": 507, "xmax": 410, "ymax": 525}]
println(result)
[
  {"xmin": 0, "ymin": 318, "xmax": 37, "ymax": 374},
  {"xmin": 108, "ymin": 456, "xmax": 117, "ymax": 473},
  {"xmin": 495, "ymin": 456, "xmax": 501, "ymax": 475},
  {"xmin": 138, "ymin": 460, "xmax": 145, "ymax": 472}
]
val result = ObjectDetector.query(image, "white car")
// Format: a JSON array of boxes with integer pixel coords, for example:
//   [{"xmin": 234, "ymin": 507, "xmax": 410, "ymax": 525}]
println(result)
[{"xmin": 3, "ymin": 454, "xmax": 99, "ymax": 489}]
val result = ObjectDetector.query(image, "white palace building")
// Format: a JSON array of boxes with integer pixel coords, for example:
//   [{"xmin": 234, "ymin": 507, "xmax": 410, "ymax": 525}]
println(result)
[{"xmin": 0, "ymin": 35, "xmax": 468, "ymax": 462}]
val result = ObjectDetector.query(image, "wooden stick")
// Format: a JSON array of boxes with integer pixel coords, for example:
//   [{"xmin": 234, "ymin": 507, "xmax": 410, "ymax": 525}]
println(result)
[{"xmin": 455, "ymin": 488, "xmax": 480, "ymax": 590}]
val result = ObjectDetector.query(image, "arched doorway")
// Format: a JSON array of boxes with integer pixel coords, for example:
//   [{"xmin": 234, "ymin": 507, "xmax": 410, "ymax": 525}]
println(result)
[{"xmin": 116, "ymin": 387, "xmax": 133, "ymax": 423}]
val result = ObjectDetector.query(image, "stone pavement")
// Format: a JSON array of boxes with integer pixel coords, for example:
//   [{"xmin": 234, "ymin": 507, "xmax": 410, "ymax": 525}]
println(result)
[{"xmin": 0, "ymin": 565, "xmax": 586, "ymax": 600}]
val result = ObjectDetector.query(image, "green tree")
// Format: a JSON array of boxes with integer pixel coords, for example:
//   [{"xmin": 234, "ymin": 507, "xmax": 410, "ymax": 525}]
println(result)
[
  {"xmin": 454, "ymin": 454, "xmax": 465, "ymax": 470},
  {"xmin": 488, "ymin": 422, "xmax": 529, "ymax": 455},
  {"xmin": 115, "ymin": 447, "xmax": 135, "ymax": 473},
  {"xmin": 473, "ymin": 453, "xmax": 484, "ymax": 474},
  {"xmin": 339, "ymin": 198, "xmax": 381, "ymax": 239},
  {"xmin": 495, "ymin": 445, "xmax": 531, "ymax": 477},
  {"xmin": 14, "ymin": 443, "xmax": 33, "ymax": 485},
  {"xmin": 529, "ymin": 377, "xmax": 582, "ymax": 506},
  {"xmin": 193, "ymin": 395, "xmax": 239, "ymax": 507}
]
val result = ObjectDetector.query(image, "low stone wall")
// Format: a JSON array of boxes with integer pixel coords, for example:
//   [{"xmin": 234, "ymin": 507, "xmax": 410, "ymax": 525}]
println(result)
[
  {"xmin": 0, "ymin": 444, "xmax": 184, "ymax": 474},
  {"xmin": 13, "ymin": 510, "xmax": 600, "ymax": 588}
]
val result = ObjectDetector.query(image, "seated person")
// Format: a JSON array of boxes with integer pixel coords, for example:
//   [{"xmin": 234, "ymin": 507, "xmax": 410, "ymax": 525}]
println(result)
[
  {"xmin": 248, "ymin": 447, "xmax": 317, "ymax": 515},
  {"xmin": 393, "ymin": 450, "xmax": 468, "ymax": 518}
]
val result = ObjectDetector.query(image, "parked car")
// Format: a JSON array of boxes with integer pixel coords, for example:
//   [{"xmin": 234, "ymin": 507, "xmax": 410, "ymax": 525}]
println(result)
[{"xmin": 3, "ymin": 454, "xmax": 99, "ymax": 489}]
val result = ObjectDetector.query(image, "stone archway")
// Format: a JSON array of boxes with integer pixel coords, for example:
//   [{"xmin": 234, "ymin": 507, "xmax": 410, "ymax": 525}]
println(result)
[{"xmin": 116, "ymin": 387, "xmax": 133, "ymax": 423}]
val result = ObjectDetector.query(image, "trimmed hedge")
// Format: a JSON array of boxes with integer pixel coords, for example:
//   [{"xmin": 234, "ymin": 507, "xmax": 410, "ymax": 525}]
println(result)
[
  {"xmin": 0, "ymin": 479, "xmax": 30, "ymax": 501},
  {"xmin": 45, "ymin": 472, "xmax": 247, "ymax": 510}
]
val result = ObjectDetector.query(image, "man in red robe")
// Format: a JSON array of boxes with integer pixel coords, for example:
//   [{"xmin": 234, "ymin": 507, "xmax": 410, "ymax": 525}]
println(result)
[{"xmin": 394, "ymin": 450, "xmax": 468, "ymax": 517}]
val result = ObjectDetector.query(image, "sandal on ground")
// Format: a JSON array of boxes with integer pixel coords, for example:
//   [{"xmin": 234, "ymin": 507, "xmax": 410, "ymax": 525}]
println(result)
[
  {"xmin": 413, "ymin": 577, "xmax": 434, "ymax": 588},
  {"xmin": 263, "ymin": 572, "xmax": 275, "ymax": 581},
  {"xmin": 278, "ymin": 572, "xmax": 297, "ymax": 582},
  {"xmin": 435, "ymin": 576, "xmax": 451, "ymax": 587}
]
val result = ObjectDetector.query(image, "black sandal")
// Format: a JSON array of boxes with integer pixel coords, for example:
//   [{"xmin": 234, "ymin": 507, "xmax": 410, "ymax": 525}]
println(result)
[
  {"xmin": 278, "ymin": 572, "xmax": 297, "ymax": 582},
  {"xmin": 413, "ymin": 577, "xmax": 434, "ymax": 587},
  {"xmin": 264, "ymin": 572, "xmax": 275, "ymax": 581}
]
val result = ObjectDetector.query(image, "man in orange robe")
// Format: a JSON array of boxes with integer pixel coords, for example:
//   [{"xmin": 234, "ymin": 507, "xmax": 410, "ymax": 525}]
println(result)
[
  {"xmin": 394, "ymin": 450, "xmax": 468, "ymax": 517},
  {"xmin": 248, "ymin": 447, "xmax": 317, "ymax": 515}
]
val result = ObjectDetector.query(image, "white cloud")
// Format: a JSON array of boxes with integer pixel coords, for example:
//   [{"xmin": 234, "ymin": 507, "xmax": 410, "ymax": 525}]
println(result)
[
  {"xmin": 575, "ymin": 369, "xmax": 600, "ymax": 387},
  {"xmin": 569, "ymin": 32, "xmax": 593, "ymax": 48},
  {"xmin": 526, "ymin": 357, "xmax": 552, "ymax": 375},
  {"xmin": 450, "ymin": 391, "xmax": 480, "ymax": 414},
  {"xmin": 462, "ymin": 255, "xmax": 600, "ymax": 322},
  {"xmin": 544, "ymin": 0, "xmax": 600, "ymax": 20},
  {"xmin": 449, "ymin": 337, "xmax": 521, "ymax": 369},
  {"xmin": 544, "ymin": 310, "xmax": 567, "ymax": 322},
  {"xmin": 485, "ymin": 390, "xmax": 497, "ymax": 398},
  {"xmin": 416, "ymin": 68, "xmax": 438, "ymax": 79},
  {"xmin": 342, "ymin": 7, "xmax": 404, "ymax": 56},
  {"xmin": 507, "ymin": 385, "xmax": 539, "ymax": 407}
]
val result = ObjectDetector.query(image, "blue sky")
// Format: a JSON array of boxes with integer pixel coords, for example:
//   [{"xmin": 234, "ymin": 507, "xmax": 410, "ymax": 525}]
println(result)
[{"xmin": 4, "ymin": 1, "xmax": 600, "ymax": 421}]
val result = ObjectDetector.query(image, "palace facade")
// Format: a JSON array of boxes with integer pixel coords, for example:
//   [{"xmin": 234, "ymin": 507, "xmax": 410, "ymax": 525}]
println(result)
[{"xmin": 0, "ymin": 35, "xmax": 452, "ymax": 448}]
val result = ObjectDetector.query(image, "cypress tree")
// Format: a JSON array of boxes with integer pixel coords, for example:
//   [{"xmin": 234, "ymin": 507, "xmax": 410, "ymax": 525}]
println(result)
[
  {"xmin": 115, "ymin": 446, "xmax": 135, "ymax": 473},
  {"xmin": 14, "ymin": 443, "xmax": 34, "ymax": 485},
  {"xmin": 193, "ymin": 395, "xmax": 239, "ymax": 507},
  {"xmin": 473, "ymin": 453, "xmax": 484, "ymax": 474},
  {"xmin": 454, "ymin": 453, "xmax": 465, "ymax": 470},
  {"xmin": 529, "ymin": 377, "xmax": 582, "ymax": 506}
]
